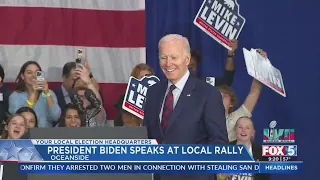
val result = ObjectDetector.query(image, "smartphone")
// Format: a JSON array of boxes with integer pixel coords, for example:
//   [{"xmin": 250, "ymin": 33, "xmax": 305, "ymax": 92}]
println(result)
[
  {"xmin": 36, "ymin": 71, "xmax": 45, "ymax": 81},
  {"xmin": 36, "ymin": 71, "xmax": 45, "ymax": 90},
  {"xmin": 206, "ymin": 77, "xmax": 215, "ymax": 86},
  {"xmin": 76, "ymin": 48, "xmax": 85, "ymax": 68}
]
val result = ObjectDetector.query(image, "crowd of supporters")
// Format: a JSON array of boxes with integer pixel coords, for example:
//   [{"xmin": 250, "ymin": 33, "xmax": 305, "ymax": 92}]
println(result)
[
  {"xmin": 0, "ymin": 58, "xmax": 108, "ymax": 138},
  {"xmin": 0, "ymin": 38, "xmax": 267, "ymax": 179},
  {"xmin": 0, "ymin": 39, "xmax": 266, "ymax": 140}
]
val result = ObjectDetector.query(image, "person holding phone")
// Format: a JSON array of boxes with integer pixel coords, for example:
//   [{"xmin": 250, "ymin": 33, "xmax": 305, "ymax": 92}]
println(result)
[
  {"xmin": 53, "ymin": 61, "xmax": 100, "ymax": 114},
  {"xmin": 8, "ymin": 61, "xmax": 61, "ymax": 128}
]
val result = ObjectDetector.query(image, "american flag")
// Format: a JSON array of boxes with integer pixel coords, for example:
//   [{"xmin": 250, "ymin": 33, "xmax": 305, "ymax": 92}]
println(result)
[{"xmin": 0, "ymin": 0, "xmax": 146, "ymax": 122}]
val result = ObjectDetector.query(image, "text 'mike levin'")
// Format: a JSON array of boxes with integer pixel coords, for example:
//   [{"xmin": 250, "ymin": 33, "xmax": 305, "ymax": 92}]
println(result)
[{"xmin": 200, "ymin": 0, "xmax": 241, "ymax": 39}]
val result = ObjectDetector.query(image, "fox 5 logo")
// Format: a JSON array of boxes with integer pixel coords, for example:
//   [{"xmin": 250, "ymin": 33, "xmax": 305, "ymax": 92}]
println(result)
[{"xmin": 262, "ymin": 145, "xmax": 297, "ymax": 156}]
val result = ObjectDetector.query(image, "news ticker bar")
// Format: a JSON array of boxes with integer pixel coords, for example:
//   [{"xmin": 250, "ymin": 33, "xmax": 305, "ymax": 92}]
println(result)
[{"xmin": 18, "ymin": 162, "xmax": 303, "ymax": 174}]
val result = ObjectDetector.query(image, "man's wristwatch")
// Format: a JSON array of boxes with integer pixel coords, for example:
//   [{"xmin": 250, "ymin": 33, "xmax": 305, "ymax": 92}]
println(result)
[{"xmin": 227, "ymin": 53, "xmax": 235, "ymax": 58}]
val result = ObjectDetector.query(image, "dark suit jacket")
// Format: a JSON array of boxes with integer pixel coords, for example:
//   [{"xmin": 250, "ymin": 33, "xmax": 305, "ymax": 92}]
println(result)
[
  {"xmin": 54, "ymin": 86, "xmax": 106, "ymax": 113},
  {"xmin": 0, "ymin": 84, "xmax": 11, "ymax": 133},
  {"xmin": 144, "ymin": 74, "xmax": 228, "ymax": 180},
  {"xmin": 52, "ymin": 87, "xmax": 65, "ymax": 127},
  {"xmin": 113, "ymin": 93, "xmax": 125, "ymax": 126},
  {"xmin": 53, "ymin": 86, "xmax": 66, "ymax": 112},
  {"xmin": 230, "ymin": 141, "xmax": 270, "ymax": 180},
  {"xmin": 0, "ymin": 84, "xmax": 10, "ymax": 121}
]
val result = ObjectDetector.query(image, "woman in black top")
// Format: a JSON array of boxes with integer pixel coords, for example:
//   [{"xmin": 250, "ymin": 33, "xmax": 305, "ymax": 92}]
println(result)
[{"xmin": 219, "ymin": 116, "xmax": 270, "ymax": 180}]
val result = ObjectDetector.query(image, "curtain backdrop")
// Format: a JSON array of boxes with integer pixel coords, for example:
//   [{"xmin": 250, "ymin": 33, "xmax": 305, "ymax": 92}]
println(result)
[{"xmin": 146, "ymin": 0, "xmax": 319, "ymax": 179}]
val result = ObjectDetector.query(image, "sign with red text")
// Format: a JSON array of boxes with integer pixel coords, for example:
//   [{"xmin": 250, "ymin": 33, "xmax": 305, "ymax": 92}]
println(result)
[
  {"xmin": 243, "ymin": 48, "xmax": 286, "ymax": 97},
  {"xmin": 122, "ymin": 76, "xmax": 160, "ymax": 119},
  {"xmin": 194, "ymin": 0, "xmax": 246, "ymax": 50}
]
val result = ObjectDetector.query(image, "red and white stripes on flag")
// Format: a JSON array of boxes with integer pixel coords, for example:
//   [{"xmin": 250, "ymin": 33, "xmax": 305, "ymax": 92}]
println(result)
[{"xmin": 0, "ymin": 0, "xmax": 146, "ymax": 121}]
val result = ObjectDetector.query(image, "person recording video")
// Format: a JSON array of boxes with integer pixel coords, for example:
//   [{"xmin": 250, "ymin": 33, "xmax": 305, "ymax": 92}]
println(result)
[
  {"xmin": 70, "ymin": 64, "xmax": 107, "ymax": 127},
  {"xmin": 8, "ymin": 61, "xmax": 61, "ymax": 128}
]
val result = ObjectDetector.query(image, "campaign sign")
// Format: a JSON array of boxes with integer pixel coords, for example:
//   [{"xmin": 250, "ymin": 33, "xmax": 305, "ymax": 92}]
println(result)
[
  {"xmin": 227, "ymin": 173, "xmax": 253, "ymax": 180},
  {"xmin": 122, "ymin": 76, "xmax": 160, "ymax": 119},
  {"xmin": 194, "ymin": 0, "xmax": 246, "ymax": 50},
  {"xmin": 243, "ymin": 48, "xmax": 286, "ymax": 97}
]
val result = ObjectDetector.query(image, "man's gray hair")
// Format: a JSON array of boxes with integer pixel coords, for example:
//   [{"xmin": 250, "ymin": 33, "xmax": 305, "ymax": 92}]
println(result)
[{"xmin": 158, "ymin": 34, "xmax": 191, "ymax": 55}]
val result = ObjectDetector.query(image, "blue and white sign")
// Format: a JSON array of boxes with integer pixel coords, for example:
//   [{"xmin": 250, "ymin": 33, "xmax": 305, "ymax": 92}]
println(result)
[
  {"xmin": 122, "ymin": 76, "xmax": 160, "ymax": 119},
  {"xmin": 194, "ymin": 0, "xmax": 246, "ymax": 50}
]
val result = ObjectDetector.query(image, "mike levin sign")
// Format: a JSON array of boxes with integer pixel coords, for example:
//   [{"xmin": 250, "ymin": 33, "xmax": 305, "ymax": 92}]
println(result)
[
  {"xmin": 243, "ymin": 48, "xmax": 286, "ymax": 97},
  {"xmin": 122, "ymin": 76, "xmax": 160, "ymax": 119},
  {"xmin": 194, "ymin": 0, "xmax": 245, "ymax": 50}
]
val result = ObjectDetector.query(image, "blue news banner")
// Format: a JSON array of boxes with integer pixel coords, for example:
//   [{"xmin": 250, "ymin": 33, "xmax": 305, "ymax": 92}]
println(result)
[{"xmin": 0, "ymin": 139, "xmax": 302, "ymax": 174}]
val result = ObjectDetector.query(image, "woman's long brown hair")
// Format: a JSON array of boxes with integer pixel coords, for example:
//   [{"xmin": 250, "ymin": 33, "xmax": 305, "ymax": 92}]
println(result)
[{"xmin": 15, "ymin": 61, "xmax": 42, "ymax": 92}]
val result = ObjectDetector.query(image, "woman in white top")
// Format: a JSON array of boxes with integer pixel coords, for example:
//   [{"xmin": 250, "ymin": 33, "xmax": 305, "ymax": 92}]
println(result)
[{"xmin": 217, "ymin": 49, "xmax": 266, "ymax": 141}]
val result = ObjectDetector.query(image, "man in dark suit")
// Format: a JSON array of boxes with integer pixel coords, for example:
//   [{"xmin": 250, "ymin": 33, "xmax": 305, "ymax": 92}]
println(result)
[
  {"xmin": 53, "ymin": 62, "xmax": 102, "ymax": 126},
  {"xmin": 53, "ymin": 62, "xmax": 78, "ymax": 111},
  {"xmin": 144, "ymin": 34, "xmax": 228, "ymax": 180}
]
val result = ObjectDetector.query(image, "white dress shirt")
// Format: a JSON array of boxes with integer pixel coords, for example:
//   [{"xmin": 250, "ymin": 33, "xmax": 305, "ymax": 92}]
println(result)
[{"xmin": 159, "ymin": 70, "xmax": 190, "ymax": 122}]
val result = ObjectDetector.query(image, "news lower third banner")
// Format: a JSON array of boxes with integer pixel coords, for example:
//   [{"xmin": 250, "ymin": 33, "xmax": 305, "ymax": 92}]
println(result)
[
  {"xmin": 0, "ymin": 139, "xmax": 254, "ymax": 161},
  {"xmin": 18, "ymin": 162, "xmax": 303, "ymax": 174},
  {"xmin": 0, "ymin": 139, "xmax": 302, "ymax": 174}
]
